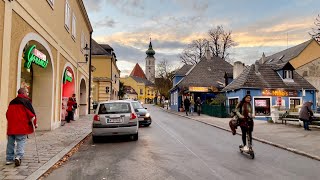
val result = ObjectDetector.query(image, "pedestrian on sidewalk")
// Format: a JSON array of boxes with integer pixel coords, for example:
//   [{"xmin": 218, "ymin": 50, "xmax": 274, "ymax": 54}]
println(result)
[
  {"xmin": 184, "ymin": 97, "xmax": 190, "ymax": 116},
  {"xmin": 196, "ymin": 97, "xmax": 202, "ymax": 116},
  {"xmin": 66, "ymin": 96, "xmax": 76, "ymax": 123},
  {"xmin": 299, "ymin": 101, "xmax": 313, "ymax": 131},
  {"xmin": 190, "ymin": 98, "xmax": 195, "ymax": 116},
  {"xmin": 235, "ymin": 95, "xmax": 254, "ymax": 151},
  {"xmin": 6, "ymin": 87, "xmax": 37, "ymax": 166}
]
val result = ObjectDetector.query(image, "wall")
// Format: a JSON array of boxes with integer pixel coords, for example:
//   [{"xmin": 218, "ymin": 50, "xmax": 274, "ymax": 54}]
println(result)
[
  {"xmin": 92, "ymin": 56, "xmax": 110, "ymax": 77},
  {"xmin": 173, "ymin": 75, "xmax": 184, "ymax": 86},
  {"xmin": 0, "ymin": 0, "xmax": 4, "ymax": 85}
]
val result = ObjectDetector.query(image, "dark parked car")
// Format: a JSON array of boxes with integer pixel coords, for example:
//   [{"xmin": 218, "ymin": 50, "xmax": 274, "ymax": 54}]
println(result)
[{"xmin": 131, "ymin": 101, "xmax": 152, "ymax": 127}]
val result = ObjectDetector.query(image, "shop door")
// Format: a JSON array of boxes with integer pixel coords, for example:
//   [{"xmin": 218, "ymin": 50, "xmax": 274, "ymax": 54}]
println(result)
[{"xmin": 290, "ymin": 99, "xmax": 301, "ymax": 112}]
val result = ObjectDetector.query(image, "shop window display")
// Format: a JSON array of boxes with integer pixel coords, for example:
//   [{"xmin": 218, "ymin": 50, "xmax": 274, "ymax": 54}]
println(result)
[{"xmin": 254, "ymin": 98, "xmax": 271, "ymax": 116}]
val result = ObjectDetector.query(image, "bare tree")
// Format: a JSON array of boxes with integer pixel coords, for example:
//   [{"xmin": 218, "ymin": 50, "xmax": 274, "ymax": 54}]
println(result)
[
  {"xmin": 157, "ymin": 59, "xmax": 171, "ymax": 78},
  {"xmin": 155, "ymin": 59, "xmax": 175, "ymax": 98},
  {"xmin": 310, "ymin": 14, "xmax": 320, "ymax": 42},
  {"xmin": 208, "ymin": 25, "xmax": 237, "ymax": 60},
  {"xmin": 179, "ymin": 39, "xmax": 208, "ymax": 65}
]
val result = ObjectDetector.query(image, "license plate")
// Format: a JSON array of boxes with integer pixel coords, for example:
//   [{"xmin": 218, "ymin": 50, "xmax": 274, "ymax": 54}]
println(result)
[
  {"xmin": 106, "ymin": 118, "xmax": 122, "ymax": 123},
  {"xmin": 138, "ymin": 118, "xmax": 144, "ymax": 121}
]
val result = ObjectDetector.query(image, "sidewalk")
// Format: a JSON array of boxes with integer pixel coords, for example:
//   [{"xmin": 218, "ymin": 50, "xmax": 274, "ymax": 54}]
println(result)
[
  {"xmin": 0, "ymin": 115, "xmax": 93, "ymax": 180},
  {"xmin": 161, "ymin": 107, "xmax": 320, "ymax": 161}
]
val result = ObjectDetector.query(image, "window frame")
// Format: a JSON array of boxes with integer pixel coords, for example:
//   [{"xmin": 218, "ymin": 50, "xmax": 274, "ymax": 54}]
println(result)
[
  {"xmin": 71, "ymin": 13, "xmax": 77, "ymax": 40},
  {"xmin": 64, "ymin": 0, "xmax": 71, "ymax": 32},
  {"xmin": 47, "ymin": 0, "xmax": 54, "ymax": 9},
  {"xmin": 284, "ymin": 70, "xmax": 293, "ymax": 79}
]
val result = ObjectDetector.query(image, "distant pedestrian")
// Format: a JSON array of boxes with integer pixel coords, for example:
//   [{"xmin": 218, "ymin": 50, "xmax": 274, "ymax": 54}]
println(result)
[
  {"xmin": 299, "ymin": 101, "xmax": 313, "ymax": 131},
  {"xmin": 6, "ymin": 88, "xmax": 37, "ymax": 166},
  {"xmin": 184, "ymin": 97, "xmax": 191, "ymax": 116},
  {"xmin": 190, "ymin": 98, "xmax": 195, "ymax": 115},
  {"xmin": 71, "ymin": 94, "xmax": 77, "ymax": 121},
  {"xmin": 196, "ymin": 97, "xmax": 202, "ymax": 116},
  {"xmin": 235, "ymin": 95, "xmax": 254, "ymax": 151}
]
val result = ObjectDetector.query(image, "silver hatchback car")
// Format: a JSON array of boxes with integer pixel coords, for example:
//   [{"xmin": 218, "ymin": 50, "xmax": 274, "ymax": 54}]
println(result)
[{"xmin": 92, "ymin": 100, "xmax": 139, "ymax": 142}]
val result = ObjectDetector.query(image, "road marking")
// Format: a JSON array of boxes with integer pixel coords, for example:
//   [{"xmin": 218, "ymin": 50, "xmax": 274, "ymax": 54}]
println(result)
[{"xmin": 154, "ymin": 118, "xmax": 223, "ymax": 180}]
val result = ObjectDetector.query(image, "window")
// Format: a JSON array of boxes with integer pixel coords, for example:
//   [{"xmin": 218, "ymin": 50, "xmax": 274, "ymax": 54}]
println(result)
[
  {"xmin": 284, "ymin": 70, "xmax": 293, "ymax": 79},
  {"xmin": 71, "ymin": 13, "xmax": 76, "ymax": 40},
  {"xmin": 64, "ymin": 0, "xmax": 71, "ymax": 31},
  {"xmin": 47, "ymin": 0, "xmax": 54, "ymax": 8},
  {"xmin": 140, "ymin": 89, "xmax": 143, "ymax": 95},
  {"xmin": 254, "ymin": 98, "xmax": 271, "ymax": 116}
]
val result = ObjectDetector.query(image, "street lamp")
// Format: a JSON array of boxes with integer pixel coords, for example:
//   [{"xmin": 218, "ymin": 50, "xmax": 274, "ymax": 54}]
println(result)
[{"xmin": 77, "ymin": 43, "xmax": 90, "ymax": 64}]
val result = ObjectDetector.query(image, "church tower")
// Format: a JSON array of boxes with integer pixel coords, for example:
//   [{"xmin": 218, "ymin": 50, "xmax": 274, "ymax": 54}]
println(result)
[{"xmin": 145, "ymin": 38, "xmax": 156, "ymax": 83}]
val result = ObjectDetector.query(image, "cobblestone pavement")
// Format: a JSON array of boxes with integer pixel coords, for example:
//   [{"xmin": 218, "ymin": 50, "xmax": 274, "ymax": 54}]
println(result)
[
  {"xmin": 161, "ymin": 107, "xmax": 320, "ymax": 161},
  {"xmin": 0, "ymin": 115, "xmax": 93, "ymax": 180}
]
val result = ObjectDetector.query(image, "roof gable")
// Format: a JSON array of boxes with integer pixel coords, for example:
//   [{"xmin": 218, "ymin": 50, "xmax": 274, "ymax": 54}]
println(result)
[
  {"xmin": 264, "ymin": 39, "xmax": 313, "ymax": 65},
  {"xmin": 175, "ymin": 64, "xmax": 193, "ymax": 76},
  {"xmin": 91, "ymin": 39, "xmax": 111, "ymax": 56},
  {"xmin": 176, "ymin": 56, "xmax": 233, "ymax": 89},
  {"xmin": 130, "ymin": 63, "xmax": 146, "ymax": 79},
  {"xmin": 223, "ymin": 63, "xmax": 315, "ymax": 91}
]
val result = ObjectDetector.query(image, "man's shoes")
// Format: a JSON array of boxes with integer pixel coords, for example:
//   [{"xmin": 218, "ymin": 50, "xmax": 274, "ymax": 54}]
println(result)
[
  {"xmin": 5, "ymin": 161, "xmax": 14, "ymax": 165},
  {"xmin": 14, "ymin": 157, "xmax": 21, "ymax": 167}
]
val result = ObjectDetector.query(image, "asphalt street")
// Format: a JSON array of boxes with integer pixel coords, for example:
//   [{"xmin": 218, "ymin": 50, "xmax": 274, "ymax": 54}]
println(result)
[{"xmin": 45, "ymin": 104, "xmax": 320, "ymax": 180}]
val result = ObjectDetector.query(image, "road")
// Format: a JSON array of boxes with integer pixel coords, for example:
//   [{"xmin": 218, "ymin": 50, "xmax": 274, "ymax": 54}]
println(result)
[{"xmin": 45, "ymin": 104, "xmax": 320, "ymax": 180}]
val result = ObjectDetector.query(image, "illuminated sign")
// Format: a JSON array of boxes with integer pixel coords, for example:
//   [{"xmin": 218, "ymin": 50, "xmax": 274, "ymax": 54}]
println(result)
[
  {"xmin": 262, "ymin": 89, "xmax": 298, "ymax": 97},
  {"xmin": 189, "ymin": 87, "xmax": 209, "ymax": 92},
  {"xmin": 63, "ymin": 69, "xmax": 73, "ymax": 84},
  {"xmin": 24, "ymin": 45, "xmax": 48, "ymax": 69},
  {"xmin": 255, "ymin": 100, "xmax": 267, "ymax": 107}
]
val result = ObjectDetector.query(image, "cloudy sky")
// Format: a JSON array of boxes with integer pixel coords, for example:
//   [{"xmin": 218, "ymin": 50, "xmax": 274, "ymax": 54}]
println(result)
[{"xmin": 83, "ymin": 0, "xmax": 320, "ymax": 77}]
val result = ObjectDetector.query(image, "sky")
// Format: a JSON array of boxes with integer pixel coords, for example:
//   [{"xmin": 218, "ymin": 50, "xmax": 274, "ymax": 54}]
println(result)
[{"xmin": 83, "ymin": 0, "xmax": 320, "ymax": 77}]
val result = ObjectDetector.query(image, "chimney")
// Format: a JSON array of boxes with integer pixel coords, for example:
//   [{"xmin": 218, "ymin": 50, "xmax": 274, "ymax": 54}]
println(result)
[
  {"xmin": 255, "ymin": 61, "xmax": 259, "ymax": 73},
  {"xmin": 233, "ymin": 61, "xmax": 245, "ymax": 79},
  {"xmin": 259, "ymin": 52, "xmax": 266, "ymax": 64},
  {"xmin": 205, "ymin": 41, "xmax": 211, "ymax": 60}
]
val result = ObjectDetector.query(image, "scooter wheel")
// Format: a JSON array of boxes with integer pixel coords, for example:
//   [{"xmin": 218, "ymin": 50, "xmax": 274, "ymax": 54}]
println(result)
[
  {"xmin": 239, "ymin": 148, "xmax": 243, "ymax": 153},
  {"xmin": 250, "ymin": 152, "xmax": 255, "ymax": 159}
]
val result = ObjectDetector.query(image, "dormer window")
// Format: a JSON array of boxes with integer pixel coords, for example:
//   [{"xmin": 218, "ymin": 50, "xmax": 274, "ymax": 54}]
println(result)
[{"xmin": 284, "ymin": 70, "xmax": 293, "ymax": 79}]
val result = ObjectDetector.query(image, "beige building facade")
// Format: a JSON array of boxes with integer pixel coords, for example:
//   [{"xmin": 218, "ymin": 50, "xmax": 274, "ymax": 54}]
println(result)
[
  {"xmin": 0, "ymin": 0, "xmax": 93, "ymax": 152},
  {"xmin": 91, "ymin": 40, "xmax": 120, "ymax": 103}
]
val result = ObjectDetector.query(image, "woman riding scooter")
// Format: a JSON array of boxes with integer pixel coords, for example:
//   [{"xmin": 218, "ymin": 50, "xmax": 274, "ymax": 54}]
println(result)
[{"xmin": 235, "ymin": 95, "xmax": 254, "ymax": 153}]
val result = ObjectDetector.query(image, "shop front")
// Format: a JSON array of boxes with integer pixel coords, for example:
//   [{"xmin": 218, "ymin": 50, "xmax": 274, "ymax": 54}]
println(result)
[
  {"xmin": 61, "ymin": 66, "xmax": 75, "ymax": 121},
  {"xmin": 17, "ymin": 34, "xmax": 54, "ymax": 130}
]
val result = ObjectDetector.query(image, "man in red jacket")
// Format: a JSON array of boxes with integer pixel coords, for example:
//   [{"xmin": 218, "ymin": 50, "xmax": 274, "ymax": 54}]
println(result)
[{"xmin": 6, "ymin": 88, "xmax": 37, "ymax": 166}]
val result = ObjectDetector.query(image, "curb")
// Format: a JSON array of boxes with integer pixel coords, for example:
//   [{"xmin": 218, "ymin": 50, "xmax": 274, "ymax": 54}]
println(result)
[
  {"xmin": 160, "ymin": 108, "xmax": 320, "ymax": 161},
  {"xmin": 26, "ymin": 132, "xmax": 92, "ymax": 180}
]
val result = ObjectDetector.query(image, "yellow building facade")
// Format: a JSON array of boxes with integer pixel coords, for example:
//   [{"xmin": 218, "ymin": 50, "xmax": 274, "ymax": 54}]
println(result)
[
  {"xmin": 91, "ymin": 40, "xmax": 120, "ymax": 103},
  {"xmin": 120, "ymin": 76, "xmax": 156, "ymax": 103},
  {"xmin": 0, "ymin": 0, "xmax": 92, "ymax": 152}
]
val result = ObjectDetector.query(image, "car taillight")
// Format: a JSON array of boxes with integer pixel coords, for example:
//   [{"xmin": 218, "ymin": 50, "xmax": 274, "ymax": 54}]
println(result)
[
  {"xmin": 93, "ymin": 115, "xmax": 100, "ymax": 121},
  {"xmin": 130, "ymin": 113, "xmax": 137, "ymax": 120}
]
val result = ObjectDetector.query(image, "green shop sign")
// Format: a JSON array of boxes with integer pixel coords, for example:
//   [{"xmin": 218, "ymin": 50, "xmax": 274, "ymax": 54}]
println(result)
[
  {"xmin": 63, "ymin": 69, "xmax": 73, "ymax": 84},
  {"xmin": 24, "ymin": 45, "xmax": 48, "ymax": 69}
]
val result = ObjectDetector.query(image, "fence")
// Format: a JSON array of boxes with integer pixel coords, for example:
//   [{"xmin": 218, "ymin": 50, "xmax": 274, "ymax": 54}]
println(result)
[{"xmin": 201, "ymin": 104, "xmax": 235, "ymax": 118}]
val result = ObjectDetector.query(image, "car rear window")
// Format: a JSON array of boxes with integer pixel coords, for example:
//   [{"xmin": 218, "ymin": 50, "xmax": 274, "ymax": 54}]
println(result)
[
  {"xmin": 98, "ymin": 102, "xmax": 131, "ymax": 114},
  {"xmin": 132, "ymin": 102, "xmax": 144, "ymax": 109}
]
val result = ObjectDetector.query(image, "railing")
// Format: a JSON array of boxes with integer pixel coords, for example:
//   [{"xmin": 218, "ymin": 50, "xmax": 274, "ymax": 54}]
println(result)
[{"xmin": 201, "ymin": 104, "xmax": 235, "ymax": 118}]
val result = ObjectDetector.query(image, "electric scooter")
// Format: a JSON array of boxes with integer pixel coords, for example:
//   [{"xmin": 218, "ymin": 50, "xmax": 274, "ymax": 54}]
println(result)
[{"xmin": 239, "ymin": 131, "xmax": 255, "ymax": 159}]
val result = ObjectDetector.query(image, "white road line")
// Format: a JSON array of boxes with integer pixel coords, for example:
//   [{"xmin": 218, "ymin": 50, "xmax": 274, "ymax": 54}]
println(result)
[{"xmin": 154, "ymin": 118, "xmax": 223, "ymax": 180}]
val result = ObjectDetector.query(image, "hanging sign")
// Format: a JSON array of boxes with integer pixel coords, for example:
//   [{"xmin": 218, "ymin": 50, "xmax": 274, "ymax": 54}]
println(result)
[
  {"xmin": 63, "ymin": 69, "xmax": 73, "ymax": 84},
  {"xmin": 24, "ymin": 45, "xmax": 48, "ymax": 69},
  {"xmin": 189, "ymin": 87, "xmax": 209, "ymax": 92}
]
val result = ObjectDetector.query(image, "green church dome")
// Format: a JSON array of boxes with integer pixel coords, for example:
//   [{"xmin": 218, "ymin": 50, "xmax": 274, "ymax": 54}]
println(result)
[{"xmin": 146, "ymin": 41, "xmax": 155, "ymax": 57}]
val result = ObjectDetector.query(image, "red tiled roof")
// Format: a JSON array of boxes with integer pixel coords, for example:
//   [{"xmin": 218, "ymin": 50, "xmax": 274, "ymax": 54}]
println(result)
[{"xmin": 130, "ymin": 63, "xmax": 146, "ymax": 79}]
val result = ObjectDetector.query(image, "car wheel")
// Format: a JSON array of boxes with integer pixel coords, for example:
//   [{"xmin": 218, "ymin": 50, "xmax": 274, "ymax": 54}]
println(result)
[
  {"xmin": 132, "ymin": 133, "xmax": 138, "ymax": 141},
  {"xmin": 144, "ymin": 123, "xmax": 151, "ymax": 127}
]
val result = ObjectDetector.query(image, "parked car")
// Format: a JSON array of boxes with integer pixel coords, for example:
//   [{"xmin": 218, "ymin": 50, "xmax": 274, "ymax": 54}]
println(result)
[
  {"xmin": 316, "ymin": 106, "xmax": 320, "ymax": 113},
  {"xmin": 92, "ymin": 100, "xmax": 139, "ymax": 142},
  {"xmin": 131, "ymin": 101, "xmax": 152, "ymax": 127}
]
